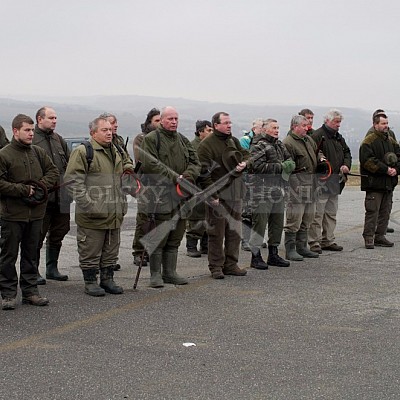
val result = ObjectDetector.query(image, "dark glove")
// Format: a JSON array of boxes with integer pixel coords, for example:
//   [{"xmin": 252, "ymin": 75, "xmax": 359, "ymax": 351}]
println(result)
[
  {"xmin": 121, "ymin": 170, "xmax": 141, "ymax": 197},
  {"xmin": 22, "ymin": 180, "xmax": 48, "ymax": 206}
]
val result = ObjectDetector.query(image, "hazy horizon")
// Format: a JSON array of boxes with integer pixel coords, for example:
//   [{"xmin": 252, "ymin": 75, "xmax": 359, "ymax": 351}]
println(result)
[{"xmin": 1, "ymin": 0, "xmax": 400, "ymax": 111}]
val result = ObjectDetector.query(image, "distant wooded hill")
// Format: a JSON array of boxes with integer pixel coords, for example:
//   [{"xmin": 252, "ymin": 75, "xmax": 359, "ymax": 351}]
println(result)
[{"xmin": 1, "ymin": 95, "xmax": 399, "ymax": 159}]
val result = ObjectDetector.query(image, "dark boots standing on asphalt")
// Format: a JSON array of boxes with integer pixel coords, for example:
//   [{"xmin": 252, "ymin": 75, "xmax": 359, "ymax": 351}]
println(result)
[
  {"xmin": 46, "ymin": 244, "xmax": 69, "ymax": 281},
  {"xmin": 186, "ymin": 234, "xmax": 208, "ymax": 258},
  {"xmin": 250, "ymin": 248, "xmax": 268, "ymax": 270},
  {"xmin": 33, "ymin": 107, "xmax": 72, "ymax": 285},
  {"xmin": 295, "ymin": 230, "xmax": 319, "ymax": 258},
  {"xmin": 267, "ymin": 245, "xmax": 290, "ymax": 267}
]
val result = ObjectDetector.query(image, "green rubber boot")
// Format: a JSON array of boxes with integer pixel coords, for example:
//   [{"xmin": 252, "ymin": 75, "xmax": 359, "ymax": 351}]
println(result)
[
  {"xmin": 162, "ymin": 251, "xmax": 188, "ymax": 285},
  {"xmin": 149, "ymin": 253, "xmax": 164, "ymax": 288}
]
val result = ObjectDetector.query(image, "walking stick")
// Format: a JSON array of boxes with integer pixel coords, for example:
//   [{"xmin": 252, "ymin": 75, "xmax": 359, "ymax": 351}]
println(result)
[{"xmin": 133, "ymin": 251, "xmax": 146, "ymax": 290}]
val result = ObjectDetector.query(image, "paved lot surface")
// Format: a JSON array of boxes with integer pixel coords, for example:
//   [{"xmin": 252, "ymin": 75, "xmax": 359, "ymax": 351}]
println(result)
[{"xmin": 1, "ymin": 187, "xmax": 400, "ymax": 400}]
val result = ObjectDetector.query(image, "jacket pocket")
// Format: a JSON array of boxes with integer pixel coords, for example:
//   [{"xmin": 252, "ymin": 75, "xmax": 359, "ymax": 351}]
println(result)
[{"xmin": 86, "ymin": 187, "xmax": 110, "ymax": 219}]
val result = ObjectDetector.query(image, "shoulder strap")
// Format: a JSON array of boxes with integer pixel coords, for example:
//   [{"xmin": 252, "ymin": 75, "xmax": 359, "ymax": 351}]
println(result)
[
  {"xmin": 114, "ymin": 142, "xmax": 125, "ymax": 158},
  {"xmin": 82, "ymin": 141, "xmax": 93, "ymax": 170}
]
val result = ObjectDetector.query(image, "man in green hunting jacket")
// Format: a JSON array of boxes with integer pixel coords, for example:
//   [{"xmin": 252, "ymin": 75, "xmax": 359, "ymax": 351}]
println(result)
[
  {"xmin": 197, "ymin": 111, "xmax": 249, "ymax": 280},
  {"xmin": 360, "ymin": 113, "xmax": 400, "ymax": 249},
  {"xmin": 33, "ymin": 106, "xmax": 71, "ymax": 284},
  {"xmin": 138, "ymin": 106, "xmax": 201, "ymax": 288},
  {"xmin": 65, "ymin": 117, "xmax": 134, "ymax": 296},
  {"xmin": 309, "ymin": 109, "xmax": 352, "ymax": 253},
  {"xmin": 283, "ymin": 115, "xmax": 323, "ymax": 262},
  {"xmin": 0, "ymin": 114, "xmax": 59, "ymax": 310}
]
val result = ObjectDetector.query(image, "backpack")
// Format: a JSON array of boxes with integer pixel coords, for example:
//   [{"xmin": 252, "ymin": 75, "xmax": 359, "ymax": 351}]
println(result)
[{"xmin": 82, "ymin": 141, "xmax": 125, "ymax": 170}]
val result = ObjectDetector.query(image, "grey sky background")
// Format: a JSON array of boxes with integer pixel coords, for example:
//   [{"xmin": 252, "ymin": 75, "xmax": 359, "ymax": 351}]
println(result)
[{"xmin": 1, "ymin": 0, "xmax": 399, "ymax": 111}]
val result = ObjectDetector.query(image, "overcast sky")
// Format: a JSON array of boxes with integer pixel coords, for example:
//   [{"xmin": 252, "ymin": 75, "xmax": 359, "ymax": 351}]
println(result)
[{"xmin": 1, "ymin": 0, "xmax": 399, "ymax": 111}]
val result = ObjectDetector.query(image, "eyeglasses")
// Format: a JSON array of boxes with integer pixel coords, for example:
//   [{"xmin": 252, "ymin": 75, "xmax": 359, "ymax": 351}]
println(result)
[{"xmin": 217, "ymin": 121, "xmax": 232, "ymax": 125}]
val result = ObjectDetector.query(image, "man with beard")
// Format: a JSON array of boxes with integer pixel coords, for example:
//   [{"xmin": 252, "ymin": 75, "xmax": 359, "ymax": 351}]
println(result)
[
  {"xmin": 0, "ymin": 114, "xmax": 59, "ymax": 309},
  {"xmin": 360, "ymin": 113, "xmax": 400, "ymax": 249}
]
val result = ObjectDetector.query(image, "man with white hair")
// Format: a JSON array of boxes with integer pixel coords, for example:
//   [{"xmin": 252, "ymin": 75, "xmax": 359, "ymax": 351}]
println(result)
[{"xmin": 309, "ymin": 109, "xmax": 352, "ymax": 253}]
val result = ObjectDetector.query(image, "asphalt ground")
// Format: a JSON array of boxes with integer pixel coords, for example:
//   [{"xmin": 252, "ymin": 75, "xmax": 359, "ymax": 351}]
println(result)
[{"xmin": 1, "ymin": 186, "xmax": 400, "ymax": 400}]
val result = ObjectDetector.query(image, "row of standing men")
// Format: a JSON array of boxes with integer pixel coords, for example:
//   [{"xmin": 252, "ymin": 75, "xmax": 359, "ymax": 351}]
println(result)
[{"xmin": 0, "ymin": 106, "xmax": 398, "ymax": 310}]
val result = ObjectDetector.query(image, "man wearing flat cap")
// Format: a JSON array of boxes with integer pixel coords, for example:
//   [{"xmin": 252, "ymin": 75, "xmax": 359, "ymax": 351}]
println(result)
[
  {"xmin": 197, "ymin": 111, "xmax": 250, "ymax": 279},
  {"xmin": 0, "ymin": 114, "xmax": 59, "ymax": 310},
  {"xmin": 360, "ymin": 112, "xmax": 400, "ymax": 249}
]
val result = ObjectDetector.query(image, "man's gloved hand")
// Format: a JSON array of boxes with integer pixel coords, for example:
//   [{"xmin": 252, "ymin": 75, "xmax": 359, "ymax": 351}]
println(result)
[
  {"xmin": 22, "ymin": 180, "xmax": 48, "ymax": 206},
  {"xmin": 176, "ymin": 175, "xmax": 195, "ymax": 198},
  {"xmin": 281, "ymin": 160, "xmax": 296, "ymax": 181},
  {"xmin": 121, "ymin": 170, "xmax": 141, "ymax": 197}
]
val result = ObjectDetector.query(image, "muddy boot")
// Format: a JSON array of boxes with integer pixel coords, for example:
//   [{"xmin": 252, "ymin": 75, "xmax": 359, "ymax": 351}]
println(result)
[
  {"xmin": 285, "ymin": 232, "xmax": 303, "ymax": 261},
  {"xmin": 267, "ymin": 245, "xmax": 290, "ymax": 267},
  {"xmin": 222, "ymin": 266, "xmax": 247, "ymax": 276},
  {"xmin": 296, "ymin": 230, "xmax": 319, "ymax": 258},
  {"xmin": 162, "ymin": 251, "xmax": 188, "ymax": 285},
  {"xmin": 46, "ymin": 245, "xmax": 68, "ymax": 281},
  {"xmin": 209, "ymin": 266, "xmax": 224, "ymax": 279},
  {"xmin": 100, "ymin": 266, "xmax": 123, "ymax": 294},
  {"xmin": 149, "ymin": 253, "xmax": 164, "ymax": 288},
  {"xmin": 82, "ymin": 269, "xmax": 105, "ymax": 297},
  {"xmin": 250, "ymin": 248, "xmax": 268, "ymax": 270},
  {"xmin": 186, "ymin": 237, "xmax": 201, "ymax": 258}
]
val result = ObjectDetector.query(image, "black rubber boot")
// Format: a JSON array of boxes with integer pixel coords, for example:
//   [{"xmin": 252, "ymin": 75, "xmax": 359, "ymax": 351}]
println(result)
[
  {"xmin": 250, "ymin": 248, "xmax": 269, "ymax": 270},
  {"xmin": 100, "ymin": 266, "xmax": 123, "ymax": 294},
  {"xmin": 82, "ymin": 269, "xmax": 105, "ymax": 297},
  {"xmin": 267, "ymin": 245, "xmax": 290, "ymax": 267},
  {"xmin": 46, "ymin": 245, "xmax": 69, "ymax": 281}
]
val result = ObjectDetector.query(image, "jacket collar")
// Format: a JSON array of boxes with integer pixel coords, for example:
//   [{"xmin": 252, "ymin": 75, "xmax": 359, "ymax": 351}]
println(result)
[
  {"xmin": 35, "ymin": 124, "xmax": 53, "ymax": 136},
  {"xmin": 214, "ymin": 129, "xmax": 231, "ymax": 141},
  {"xmin": 11, "ymin": 137, "xmax": 32, "ymax": 151}
]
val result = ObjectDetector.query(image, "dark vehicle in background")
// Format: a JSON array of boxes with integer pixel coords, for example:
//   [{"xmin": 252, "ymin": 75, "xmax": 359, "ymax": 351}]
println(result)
[{"xmin": 65, "ymin": 137, "xmax": 88, "ymax": 152}]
